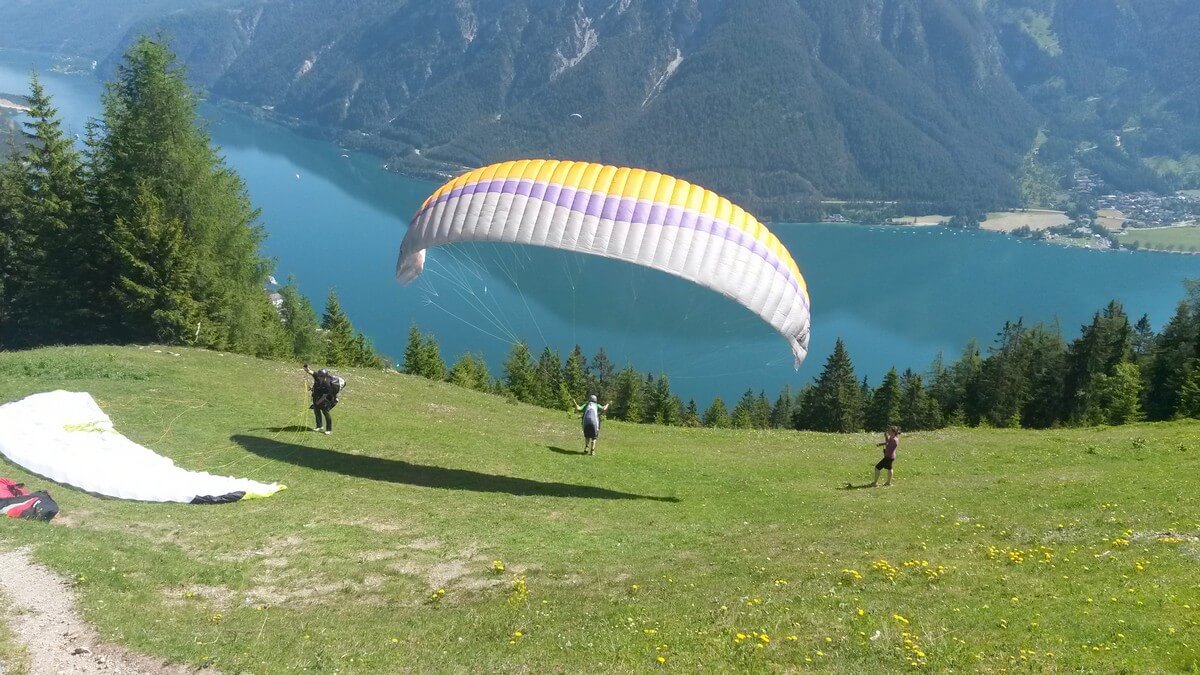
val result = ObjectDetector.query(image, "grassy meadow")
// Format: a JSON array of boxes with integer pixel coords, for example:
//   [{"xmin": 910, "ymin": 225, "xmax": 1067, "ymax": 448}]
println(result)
[
  {"xmin": 0, "ymin": 346, "xmax": 1197, "ymax": 672},
  {"xmin": 1122, "ymin": 226, "xmax": 1200, "ymax": 253}
]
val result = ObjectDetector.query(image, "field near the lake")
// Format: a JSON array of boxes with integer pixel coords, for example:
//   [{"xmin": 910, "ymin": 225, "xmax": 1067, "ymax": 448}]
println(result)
[
  {"xmin": 0, "ymin": 346, "xmax": 1197, "ymax": 672},
  {"xmin": 980, "ymin": 209, "xmax": 1071, "ymax": 233},
  {"xmin": 1122, "ymin": 226, "xmax": 1200, "ymax": 253}
]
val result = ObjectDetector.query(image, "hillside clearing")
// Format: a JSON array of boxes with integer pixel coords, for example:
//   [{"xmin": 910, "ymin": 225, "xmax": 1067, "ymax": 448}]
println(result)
[
  {"xmin": 980, "ymin": 209, "xmax": 1071, "ymax": 232},
  {"xmin": 0, "ymin": 346, "xmax": 1197, "ymax": 672},
  {"xmin": 1121, "ymin": 225, "xmax": 1200, "ymax": 253}
]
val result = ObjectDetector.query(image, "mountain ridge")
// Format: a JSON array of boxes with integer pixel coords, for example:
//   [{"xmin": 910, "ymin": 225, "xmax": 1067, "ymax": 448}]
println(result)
[{"xmin": 2, "ymin": 0, "xmax": 1198, "ymax": 219}]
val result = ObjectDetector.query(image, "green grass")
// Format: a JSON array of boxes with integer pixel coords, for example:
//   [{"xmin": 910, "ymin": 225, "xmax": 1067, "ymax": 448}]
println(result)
[
  {"xmin": 1123, "ymin": 226, "xmax": 1200, "ymax": 252},
  {"xmin": 0, "ymin": 346, "xmax": 1198, "ymax": 672},
  {"xmin": 0, "ymin": 594, "xmax": 30, "ymax": 674}
]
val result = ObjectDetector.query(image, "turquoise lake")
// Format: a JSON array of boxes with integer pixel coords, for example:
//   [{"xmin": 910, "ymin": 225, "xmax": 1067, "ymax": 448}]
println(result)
[{"xmin": 4, "ymin": 51, "xmax": 1199, "ymax": 403}]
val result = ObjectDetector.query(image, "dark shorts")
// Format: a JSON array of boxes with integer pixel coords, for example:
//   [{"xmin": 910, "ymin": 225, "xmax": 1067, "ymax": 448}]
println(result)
[
  {"xmin": 583, "ymin": 420, "xmax": 599, "ymax": 440},
  {"xmin": 875, "ymin": 456, "xmax": 894, "ymax": 471}
]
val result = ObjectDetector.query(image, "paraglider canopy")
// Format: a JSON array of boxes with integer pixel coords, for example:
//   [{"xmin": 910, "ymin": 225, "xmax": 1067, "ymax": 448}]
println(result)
[{"xmin": 396, "ymin": 159, "xmax": 812, "ymax": 368}]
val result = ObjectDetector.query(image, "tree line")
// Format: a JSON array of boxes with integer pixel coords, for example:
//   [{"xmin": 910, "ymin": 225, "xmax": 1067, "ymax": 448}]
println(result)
[
  {"xmin": 0, "ymin": 38, "xmax": 382, "ymax": 369},
  {"xmin": 404, "ymin": 286, "xmax": 1200, "ymax": 433}
]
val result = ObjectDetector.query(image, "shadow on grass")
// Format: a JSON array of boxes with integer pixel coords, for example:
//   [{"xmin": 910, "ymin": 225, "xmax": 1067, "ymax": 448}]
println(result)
[
  {"xmin": 250, "ymin": 426, "xmax": 314, "ymax": 433},
  {"xmin": 547, "ymin": 445, "xmax": 586, "ymax": 456},
  {"xmin": 232, "ymin": 434, "xmax": 679, "ymax": 502},
  {"xmin": 841, "ymin": 482, "xmax": 877, "ymax": 491}
]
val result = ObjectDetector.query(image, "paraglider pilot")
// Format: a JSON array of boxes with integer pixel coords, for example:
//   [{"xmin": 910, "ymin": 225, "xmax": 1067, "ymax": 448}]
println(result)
[
  {"xmin": 304, "ymin": 364, "xmax": 343, "ymax": 435},
  {"xmin": 573, "ymin": 394, "xmax": 610, "ymax": 455},
  {"xmin": 869, "ymin": 426, "xmax": 900, "ymax": 487}
]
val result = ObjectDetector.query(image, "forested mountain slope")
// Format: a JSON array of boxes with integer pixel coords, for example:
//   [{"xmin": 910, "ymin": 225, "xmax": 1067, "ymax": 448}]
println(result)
[{"xmin": 3, "ymin": 0, "xmax": 1198, "ymax": 218}]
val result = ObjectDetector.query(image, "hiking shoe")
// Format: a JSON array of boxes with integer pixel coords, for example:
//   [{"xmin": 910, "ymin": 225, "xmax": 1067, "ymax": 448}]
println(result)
[
  {"xmin": 324, "ymin": 430, "xmax": 332, "ymax": 435},
  {"xmin": 314, "ymin": 427, "xmax": 324, "ymax": 432}
]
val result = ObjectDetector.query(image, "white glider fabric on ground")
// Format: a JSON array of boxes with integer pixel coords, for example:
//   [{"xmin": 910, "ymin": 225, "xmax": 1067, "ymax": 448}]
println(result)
[
  {"xmin": 0, "ymin": 391, "xmax": 285, "ymax": 503},
  {"xmin": 396, "ymin": 159, "xmax": 813, "ymax": 368}
]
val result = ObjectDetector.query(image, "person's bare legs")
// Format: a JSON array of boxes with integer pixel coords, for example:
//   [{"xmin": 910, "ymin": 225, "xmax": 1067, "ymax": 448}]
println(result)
[
  {"xmin": 869, "ymin": 467, "xmax": 881, "ymax": 487},
  {"xmin": 883, "ymin": 468, "xmax": 893, "ymax": 486}
]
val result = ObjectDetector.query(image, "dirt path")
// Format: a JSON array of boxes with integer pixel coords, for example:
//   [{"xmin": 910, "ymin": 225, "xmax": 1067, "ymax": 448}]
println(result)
[{"xmin": 0, "ymin": 547, "xmax": 194, "ymax": 674}]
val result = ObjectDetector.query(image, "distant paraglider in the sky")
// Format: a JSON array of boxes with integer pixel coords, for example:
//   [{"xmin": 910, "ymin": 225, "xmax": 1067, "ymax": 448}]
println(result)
[
  {"xmin": 395, "ymin": 159, "xmax": 812, "ymax": 368},
  {"xmin": 569, "ymin": 113, "xmax": 583, "ymax": 121}
]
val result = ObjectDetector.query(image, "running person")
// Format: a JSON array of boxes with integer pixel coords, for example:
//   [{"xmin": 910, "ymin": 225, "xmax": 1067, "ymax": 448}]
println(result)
[
  {"xmin": 869, "ymin": 426, "xmax": 900, "ymax": 487},
  {"xmin": 574, "ymin": 395, "xmax": 610, "ymax": 455}
]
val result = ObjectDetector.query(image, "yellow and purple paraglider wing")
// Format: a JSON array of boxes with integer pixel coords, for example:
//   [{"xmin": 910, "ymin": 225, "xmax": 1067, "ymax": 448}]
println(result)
[{"xmin": 397, "ymin": 160, "xmax": 811, "ymax": 367}]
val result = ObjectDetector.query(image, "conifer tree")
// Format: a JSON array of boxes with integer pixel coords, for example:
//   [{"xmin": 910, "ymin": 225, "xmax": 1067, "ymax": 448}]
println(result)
[
  {"xmin": 1132, "ymin": 314, "xmax": 1155, "ymax": 360},
  {"xmin": 753, "ymin": 391, "xmax": 772, "ymax": 428},
  {"xmin": 419, "ymin": 334, "xmax": 445, "ymax": 379},
  {"xmin": 899, "ymin": 370, "xmax": 942, "ymax": 431},
  {"xmin": 278, "ymin": 278, "xmax": 321, "ymax": 362},
  {"xmin": 807, "ymin": 339, "xmax": 863, "ymax": 432},
  {"xmin": 321, "ymin": 289, "xmax": 357, "ymax": 366},
  {"xmin": 703, "ymin": 397, "xmax": 731, "ymax": 428},
  {"xmin": 502, "ymin": 342, "xmax": 537, "ymax": 403},
  {"xmin": 9, "ymin": 75, "xmax": 86, "ymax": 345},
  {"xmin": 1144, "ymin": 302, "xmax": 1195, "ymax": 420},
  {"xmin": 0, "ymin": 155, "xmax": 26, "ymax": 345},
  {"xmin": 562, "ymin": 345, "xmax": 588, "ymax": 402},
  {"xmin": 1062, "ymin": 301, "xmax": 1133, "ymax": 423},
  {"xmin": 95, "ymin": 37, "xmax": 274, "ymax": 351},
  {"xmin": 1177, "ymin": 362, "xmax": 1200, "ymax": 419},
  {"xmin": 609, "ymin": 366, "xmax": 644, "ymax": 422},
  {"xmin": 683, "ymin": 399, "xmax": 702, "ymax": 427},
  {"xmin": 731, "ymin": 389, "xmax": 757, "ymax": 429},
  {"xmin": 769, "ymin": 385, "xmax": 794, "ymax": 428},
  {"xmin": 110, "ymin": 187, "xmax": 200, "ymax": 343},
  {"xmin": 1084, "ymin": 361, "xmax": 1144, "ymax": 425},
  {"xmin": 588, "ymin": 347, "xmax": 615, "ymax": 402},
  {"xmin": 402, "ymin": 324, "xmax": 425, "ymax": 376},
  {"xmin": 533, "ymin": 347, "xmax": 564, "ymax": 408},
  {"xmin": 449, "ymin": 353, "xmax": 491, "ymax": 391},
  {"xmin": 866, "ymin": 368, "xmax": 903, "ymax": 432},
  {"xmin": 649, "ymin": 374, "xmax": 677, "ymax": 425}
]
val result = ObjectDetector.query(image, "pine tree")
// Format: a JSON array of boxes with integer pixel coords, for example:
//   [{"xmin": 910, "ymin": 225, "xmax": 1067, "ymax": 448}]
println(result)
[
  {"xmin": 899, "ymin": 370, "xmax": 942, "ymax": 431},
  {"xmin": 110, "ymin": 187, "xmax": 200, "ymax": 343},
  {"xmin": 502, "ymin": 342, "xmax": 537, "ymax": 403},
  {"xmin": 277, "ymin": 278, "xmax": 321, "ymax": 362},
  {"xmin": 791, "ymin": 385, "xmax": 817, "ymax": 430},
  {"xmin": 609, "ymin": 366, "xmax": 644, "ymax": 422},
  {"xmin": 8, "ymin": 74, "xmax": 86, "ymax": 345},
  {"xmin": 1062, "ymin": 301, "xmax": 1133, "ymax": 423},
  {"xmin": 1132, "ymin": 314, "xmax": 1155, "ymax": 360},
  {"xmin": 866, "ymin": 368, "xmax": 903, "ymax": 432},
  {"xmin": 95, "ymin": 37, "xmax": 274, "ymax": 352},
  {"xmin": 533, "ymin": 347, "xmax": 564, "ymax": 409},
  {"xmin": 0, "ymin": 155, "xmax": 27, "ymax": 346},
  {"xmin": 731, "ymin": 389, "xmax": 757, "ymax": 429},
  {"xmin": 402, "ymin": 324, "xmax": 425, "ymax": 376},
  {"xmin": 562, "ymin": 345, "xmax": 589, "ymax": 403},
  {"xmin": 703, "ymin": 397, "xmax": 731, "ymax": 428},
  {"xmin": 419, "ymin": 335, "xmax": 445, "ymax": 379},
  {"xmin": 1144, "ymin": 302, "xmax": 1196, "ymax": 420},
  {"xmin": 683, "ymin": 399, "xmax": 702, "ymax": 427},
  {"xmin": 946, "ymin": 342, "xmax": 984, "ymax": 424},
  {"xmin": 1178, "ymin": 362, "xmax": 1200, "ymax": 419},
  {"xmin": 588, "ymin": 347, "xmax": 615, "ymax": 402},
  {"xmin": 1019, "ymin": 326, "xmax": 1067, "ymax": 429},
  {"xmin": 976, "ymin": 321, "xmax": 1031, "ymax": 428},
  {"xmin": 321, "ymin": 289, "xmax": 357, "ymax": 366},
  {"xmin": 652, "ymin": 372, "xmax": 681, "ymax": 420},
  {"xmin": 807, "ymin": 339, "xmax": 863, "ymax": 432},
  {"xmin": 449, "ymin": 353, "xmax": 491, "ymax": 391},
  {"xmin": 769, "ymin": 385, "xmax": 794, "ymax": 428},
  {"xmin": 1084, "ymin": 361, "xmax": 1144, "ymax": 425},
  {"xmin": 753, "ymin": 391, "xmax": 772, "ymax": 429}
]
